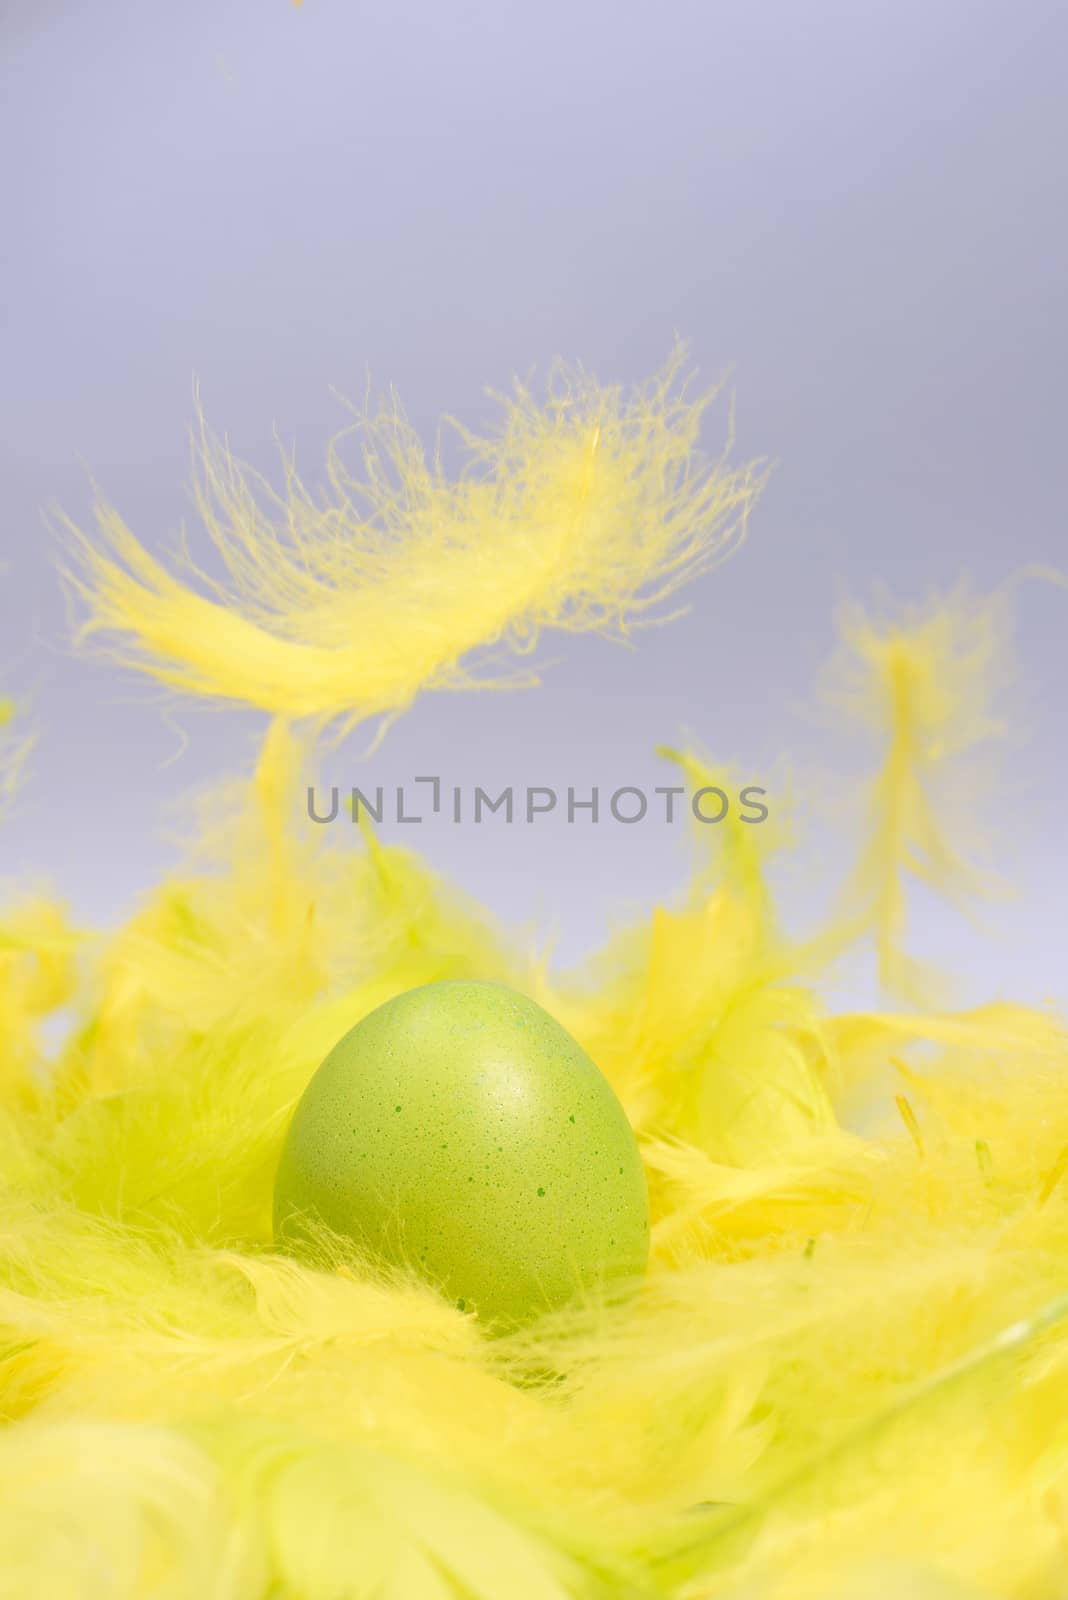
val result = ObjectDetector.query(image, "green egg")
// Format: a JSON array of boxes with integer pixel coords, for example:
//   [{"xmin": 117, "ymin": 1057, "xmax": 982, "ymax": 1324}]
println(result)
[{"xmin": 273, "ymin": 979, "xmax": 649, "ymax": 1326}]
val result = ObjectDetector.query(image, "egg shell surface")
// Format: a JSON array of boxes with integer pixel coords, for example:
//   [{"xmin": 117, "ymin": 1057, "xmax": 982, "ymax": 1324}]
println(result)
[{"xmin": 273, "ymin": 979, "xmax": 649, "ymax": 1325}]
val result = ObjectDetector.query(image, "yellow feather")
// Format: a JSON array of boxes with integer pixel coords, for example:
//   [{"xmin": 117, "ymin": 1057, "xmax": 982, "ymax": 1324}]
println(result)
[{"xmin": 60, "ymin": 349, "xmax": 765, "ymax": 735}]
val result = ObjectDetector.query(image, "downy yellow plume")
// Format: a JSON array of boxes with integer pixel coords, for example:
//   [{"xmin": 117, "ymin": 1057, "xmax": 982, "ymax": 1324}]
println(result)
[
  {"xmin": 60, "ymin": 349, "xmax": 765, "ymax": 735},
  {"xmin": 0, "ymin": 694, "xmax": 35, "ymax": 819},
  {"xmin": 821, "ymin": 583, "xmax": 1013, "ymax": 1001},
  {"xmin": 1, "ymin": 364, "xmax": 1066, "ymax": 1600}
]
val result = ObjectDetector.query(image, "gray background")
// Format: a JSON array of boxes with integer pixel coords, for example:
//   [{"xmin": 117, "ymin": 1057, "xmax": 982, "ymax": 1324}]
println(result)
[{"xmin": 2, "ymin": 1, "xmax": 1065, "ymax": 1008}]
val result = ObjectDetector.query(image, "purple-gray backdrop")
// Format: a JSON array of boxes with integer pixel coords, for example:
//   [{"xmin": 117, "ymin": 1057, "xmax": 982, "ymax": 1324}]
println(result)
[{"xmin": 2, "ymin": 1, "xmax": 1065, "ymax": 1007}]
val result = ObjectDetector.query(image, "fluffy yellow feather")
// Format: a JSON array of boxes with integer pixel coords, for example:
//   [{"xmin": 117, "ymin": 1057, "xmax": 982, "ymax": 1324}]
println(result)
[{"xmin": 59, "ymin": 350, "xmax": 764, "ymax": 737}]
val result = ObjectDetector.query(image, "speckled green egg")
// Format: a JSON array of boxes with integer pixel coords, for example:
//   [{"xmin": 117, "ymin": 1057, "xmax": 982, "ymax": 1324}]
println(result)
[{"xmin": 273, "ymin": 980, "xmax": 649, "ymax": 1326}]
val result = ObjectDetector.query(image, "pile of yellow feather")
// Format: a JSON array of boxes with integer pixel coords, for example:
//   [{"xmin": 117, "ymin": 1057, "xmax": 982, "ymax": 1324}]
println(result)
[{"xmin": 2, "ymin": 353, "xmax": 1066, "ymax": 1599}]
